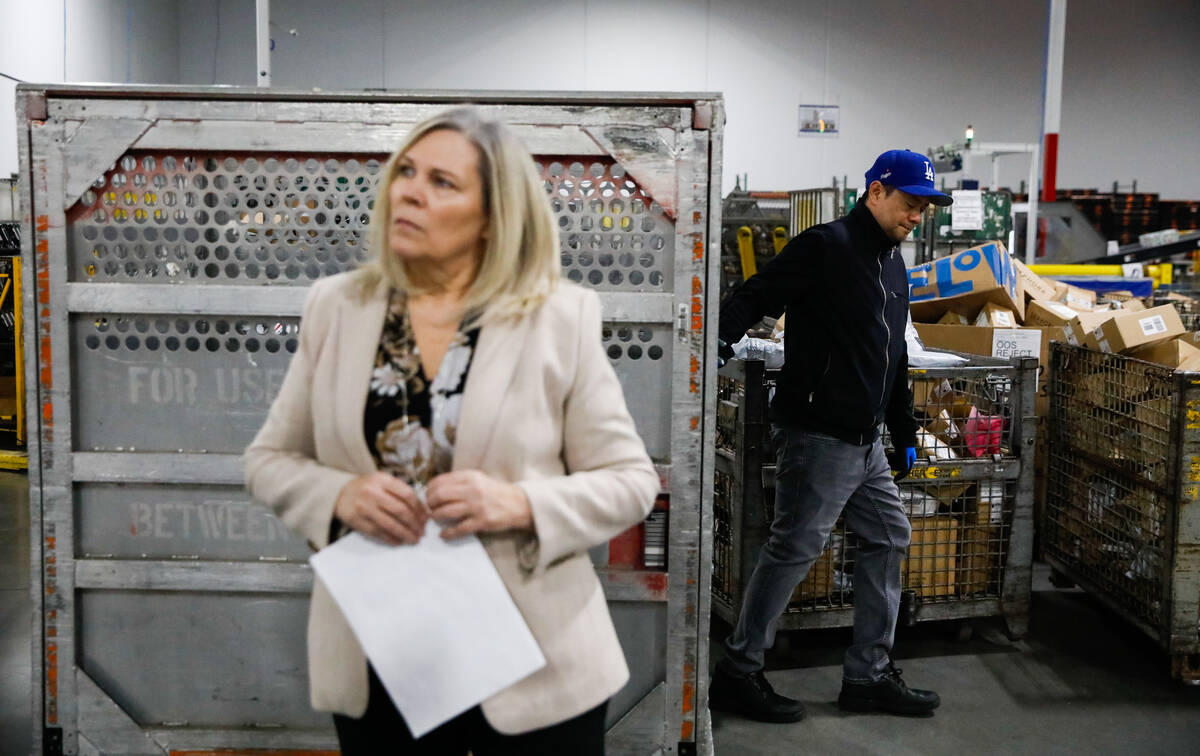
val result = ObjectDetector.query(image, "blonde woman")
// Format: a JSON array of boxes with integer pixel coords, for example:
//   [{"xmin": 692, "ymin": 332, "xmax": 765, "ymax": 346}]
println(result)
[{"xmin": 244, "ymin": 108, "xmax": 658, "ymax": 754}]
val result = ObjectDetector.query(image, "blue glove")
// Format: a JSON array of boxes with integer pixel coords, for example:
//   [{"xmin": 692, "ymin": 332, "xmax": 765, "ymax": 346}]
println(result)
[{"xmin": 888, "ymin": 446, "xmax": 917, "ymax": 481}]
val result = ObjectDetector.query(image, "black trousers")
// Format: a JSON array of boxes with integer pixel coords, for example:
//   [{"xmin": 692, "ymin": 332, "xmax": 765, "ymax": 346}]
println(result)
[{"xmin": 333, "ymin": 666, "xmax": 607, "ymax": 755}]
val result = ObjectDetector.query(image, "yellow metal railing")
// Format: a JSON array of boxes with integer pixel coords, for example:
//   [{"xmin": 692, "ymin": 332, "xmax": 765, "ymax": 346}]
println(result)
[
  {"xmin": 1028, "ymin": 263, "xmax": 1171, "ymax": 289},
  {"xmin": 736, "ymin": 226, "xmax": 757, "ymax": 280},
  {"xmin": 772, "ymin": 226, "xmax": 788, "ymax": 255}
]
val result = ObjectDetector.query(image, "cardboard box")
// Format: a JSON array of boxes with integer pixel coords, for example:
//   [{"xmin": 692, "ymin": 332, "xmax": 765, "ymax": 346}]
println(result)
[
  {"xmin": 908, "ymin": 241, "xmax": 1024, "ymax": 322},
  {"xmin": 1024, "ymin": 299, "xmax": 1081, "ymax": 328},
  {"xmin": 1164, "ymin": 291, "xmax": 1198, "ymax": 304},
  {"xmin": 925, "ymin": 409, "xmax": 960, "ymax": 446},
  {"xmin": 1177, "ymin": 331, "xmax": 1200, "ymax": 349},
  {"xmin": 975, "ymin": 302, "xmax": 1017, "ymax": 328},
  {"xmin": 914, "ymin": 323, "xmax": 1066, "ymax": 371},
  {"xmin": 915, "ymin": 324, "xmax": 1067, "ymax": 419},
  {"xmin": 1014, "ymin": 258, "xmax": 1059, "ymax": 304},
  {"xmin": 911, "ymin": 376, "xmax": 957, "ymax": 416},
  {"xmin": 1091, "ymin": 304, "xmax": 1185, "ymax": 353},
  {"xmin": 1112, "ymin": 298, "xmax": 1146, "ymax": 312},
  {"xmin": 959, "ymin": 487, "xmax": 1003, "ymax": 596},
  {"xmin": 903, "ymin": 516, "xmax": 959, "ymax": 598},
  {"xmin": 1104, "ymin": 291, "xmax": 1147, "ymax": 312},
  {"xmin": 1068, "ymin": 310, "xmax": 1119, "ymax": 348},
  {"xmin": 1052, "ymin": 281, "xmax": 1097, "ymax": 311},
  {"xmin": 929, "ymin": 481, "xmax": 974, "ymax": 508},
  {"xmin": 1134, "ymin": 395, "xmax": 1172, "ymax": 441},
  {"xmin": 790, "ymin": 547, "xmax": 835, "ymax": 602},
  {"xmin": 1129, "ymin": 338, "xmax": 1200, "ymax": 368},
  {"xmin": 916, "ymin": 429, "xmax": 956, "ymax": 462},
  {"xmin": 938, "ymin": 310, "xmax": 971, "ymax": 326},
  {"xmin": 1178, "ymin": 353, "xmax": 1200, "ymax": 373}
]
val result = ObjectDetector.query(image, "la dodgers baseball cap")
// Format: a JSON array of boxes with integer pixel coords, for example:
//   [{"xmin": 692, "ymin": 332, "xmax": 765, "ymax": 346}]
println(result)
[{"xmin": 864, "ymin": 149, "xmax": 953, "ymax": 206}]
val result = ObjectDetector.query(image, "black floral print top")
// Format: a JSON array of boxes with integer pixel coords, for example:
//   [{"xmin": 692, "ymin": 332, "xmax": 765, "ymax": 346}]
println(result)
[{"xmin": 364, "ymin": 289, "xmax": 480, "ymax": 492}]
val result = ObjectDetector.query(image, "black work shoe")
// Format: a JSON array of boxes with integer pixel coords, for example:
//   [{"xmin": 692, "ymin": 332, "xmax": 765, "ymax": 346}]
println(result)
[
  {"xmin": 838, "ymin": 664, "xmax": 940, "ymax": 716},
  {"xmin": 709, "ymin": 666, "xmax": 806, "ymax": 723}
]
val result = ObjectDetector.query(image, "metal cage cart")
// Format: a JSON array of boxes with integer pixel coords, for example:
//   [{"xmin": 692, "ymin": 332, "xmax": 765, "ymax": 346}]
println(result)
[
  {"xmin": 19, "ymin": 85, "xmax": 723, "ymax": 755},
  {"xmin": 1152, "ymin": 290, "xmax": 1200, "ymax": 332},
  {"xmin": 719, "ymin": 186, "xmax": 856, "ymax": 309},
  {"xmin": 719, "ymin": 190, "xmax": 790, "ymax": 298},
  {"xmin": 713, "ymin": 355, "xmax": 1038, "ymax": 638},
  {"xmin": 1043, "ymin": 342, "xmax": 1200, "ymax": 682}
]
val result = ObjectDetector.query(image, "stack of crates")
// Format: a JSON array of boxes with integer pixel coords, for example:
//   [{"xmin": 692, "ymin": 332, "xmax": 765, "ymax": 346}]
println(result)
[
  {"xmin": 1111, "ymin": 192, "xmax": 1161, "ymax": 245},
  {"xmin": 1159, "ymin": 201, "xmax": 1200, "ymax": 233},
  {"xmin": 713, "ymin": 355, "xmax": 1037, "ymax": 637},
  {"xmin": 1044, "ymin": 342, "xmax": 1200, "ymax": 681}
]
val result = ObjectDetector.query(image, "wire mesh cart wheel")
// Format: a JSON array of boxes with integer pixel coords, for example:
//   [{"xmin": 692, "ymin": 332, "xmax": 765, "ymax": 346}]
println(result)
[
  {"xmin": 712, "ymin": 355, "xmax": 1038, "ymax": 642},
  {"xmin": 1044, "ymin": 342, "xmax": 1200, "ymax": 684}
]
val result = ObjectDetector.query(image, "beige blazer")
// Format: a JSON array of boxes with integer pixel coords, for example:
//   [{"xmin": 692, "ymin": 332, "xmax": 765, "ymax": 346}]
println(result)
[{"xmin": 244, "ymin": 271, "xmax": 658, "ymax": 734}]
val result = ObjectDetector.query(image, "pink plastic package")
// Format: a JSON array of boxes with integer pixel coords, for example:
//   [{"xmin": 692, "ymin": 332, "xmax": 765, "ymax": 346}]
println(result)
[{"xmin": 963, "ymin": 406, "xmax": 1004, "ymax": 458}]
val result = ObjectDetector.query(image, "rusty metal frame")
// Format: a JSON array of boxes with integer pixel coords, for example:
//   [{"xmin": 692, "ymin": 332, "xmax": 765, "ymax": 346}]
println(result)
[{"xmin": 21, "ymin": 84, "xmax": 722, "ymax": 755}]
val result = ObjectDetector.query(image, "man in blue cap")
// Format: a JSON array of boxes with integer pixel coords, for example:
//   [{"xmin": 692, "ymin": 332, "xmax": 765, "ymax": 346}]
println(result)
[{"xmin": 709, "ymin": 149, "xmax": 952, "ymax": 723}]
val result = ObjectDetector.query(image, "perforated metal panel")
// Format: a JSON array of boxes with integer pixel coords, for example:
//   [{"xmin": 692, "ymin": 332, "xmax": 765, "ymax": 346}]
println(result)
[
  {"xmin": 72, "ymin": 313, "xmax": 299, "ymax": 454},
  {"xmin": 69, "ymin": 154, "xmax": 376, "ymax": 285},
  {"xmin": 69, "ymin": 152, "xmax": 674, "ymax": 291},
  {"xmin": 22, "ymin": 86, "xmax": 723, "ymax": 756},
  {"xmin": 542, "ymin": 158, "xmax": 674, "ymax": 291}
]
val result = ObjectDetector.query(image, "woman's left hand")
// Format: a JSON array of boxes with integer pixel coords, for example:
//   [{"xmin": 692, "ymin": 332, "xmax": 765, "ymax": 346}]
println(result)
[{"xmin": 427, "ymin": 470, "xmax": 534, "ymax": 539}]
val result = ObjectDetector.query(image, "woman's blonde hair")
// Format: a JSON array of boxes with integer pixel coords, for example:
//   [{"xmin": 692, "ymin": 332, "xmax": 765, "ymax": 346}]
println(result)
[{"xmin": 360, "ymin": 107, "xmax": 559, "ymax": 323}]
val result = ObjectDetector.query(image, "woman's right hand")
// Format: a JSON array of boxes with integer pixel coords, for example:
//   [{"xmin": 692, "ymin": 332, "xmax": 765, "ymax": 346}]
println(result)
[{"xmin": 333, "ymin": 472, "xmax": 427, "ymax": 545}]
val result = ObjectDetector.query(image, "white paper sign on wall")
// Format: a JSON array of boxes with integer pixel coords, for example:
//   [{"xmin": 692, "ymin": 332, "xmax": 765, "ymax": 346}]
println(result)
[{"xmin": 951, "ymin": 190, "xmax": 984, "ymax": 231}]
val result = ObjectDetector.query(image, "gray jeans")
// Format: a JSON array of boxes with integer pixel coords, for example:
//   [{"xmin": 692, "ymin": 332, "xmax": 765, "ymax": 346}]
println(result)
[{"xmin": 721, "ymin": 424, "xmax": 912, "ymax": 682}]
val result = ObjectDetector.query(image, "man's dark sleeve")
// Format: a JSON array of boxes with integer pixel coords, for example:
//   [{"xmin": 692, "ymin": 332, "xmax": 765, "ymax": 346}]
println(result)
[
  {"xmin": 718, "ymin": 232, "xmax": 816, "ymax": 345},
  {"xmin": 885, "ymin": 348, "xmax": 919, "ymax": 450}
]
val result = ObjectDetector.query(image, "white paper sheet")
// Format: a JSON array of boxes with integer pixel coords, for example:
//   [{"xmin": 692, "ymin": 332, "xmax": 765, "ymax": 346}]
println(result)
[{"xmin": 310, "ymin": 522, "xmax": 546, "ymax": 737}]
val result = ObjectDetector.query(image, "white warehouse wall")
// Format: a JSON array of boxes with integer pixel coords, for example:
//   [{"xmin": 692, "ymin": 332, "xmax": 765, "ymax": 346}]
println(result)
[
  {"xmin": 5, "ymin": 1, "xmax": 1200, "ymax": 200},
  {"xmin": 175, "ymin": 0, "xmax": 1200, "ymax": 199},
  {"xmin": 0, "ymin": 0, "xmax": 179, "ymax": 178}
]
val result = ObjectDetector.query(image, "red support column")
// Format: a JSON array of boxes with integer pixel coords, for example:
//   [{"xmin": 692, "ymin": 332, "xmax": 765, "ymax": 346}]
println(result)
[
  {"xmin": 1041, "ymin": 132, "xmax": 1059, "ymax": 203},
  {"xmin": 1040, "ymin": 0, "xmax": 1067, "ymax": 203}
]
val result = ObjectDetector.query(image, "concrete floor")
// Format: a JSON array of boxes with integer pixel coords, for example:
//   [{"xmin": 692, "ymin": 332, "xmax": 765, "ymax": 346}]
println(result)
[
  {"xmin": 710, "ymin": 567, "xmax": 1200, "ymax": 755},
  {"xmin": 3, "ymin": 466, "xmax": 1200, "ymax": 754}
]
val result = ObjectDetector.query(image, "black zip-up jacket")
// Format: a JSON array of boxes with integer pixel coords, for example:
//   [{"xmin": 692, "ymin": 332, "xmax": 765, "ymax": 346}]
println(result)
[{"xmin": 719, "ymin": 201, "xmax": 918, "ymax": 449}]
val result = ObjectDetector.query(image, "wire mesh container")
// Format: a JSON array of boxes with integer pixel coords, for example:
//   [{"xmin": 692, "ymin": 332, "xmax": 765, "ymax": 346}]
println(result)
[
  {"xmin": 1044, "ymin": 342, "xmax": 1200, "ymax": 681},
  {"xmin": 713, "ymin": 355, "xmax": 1037, "ymax": 636}
]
